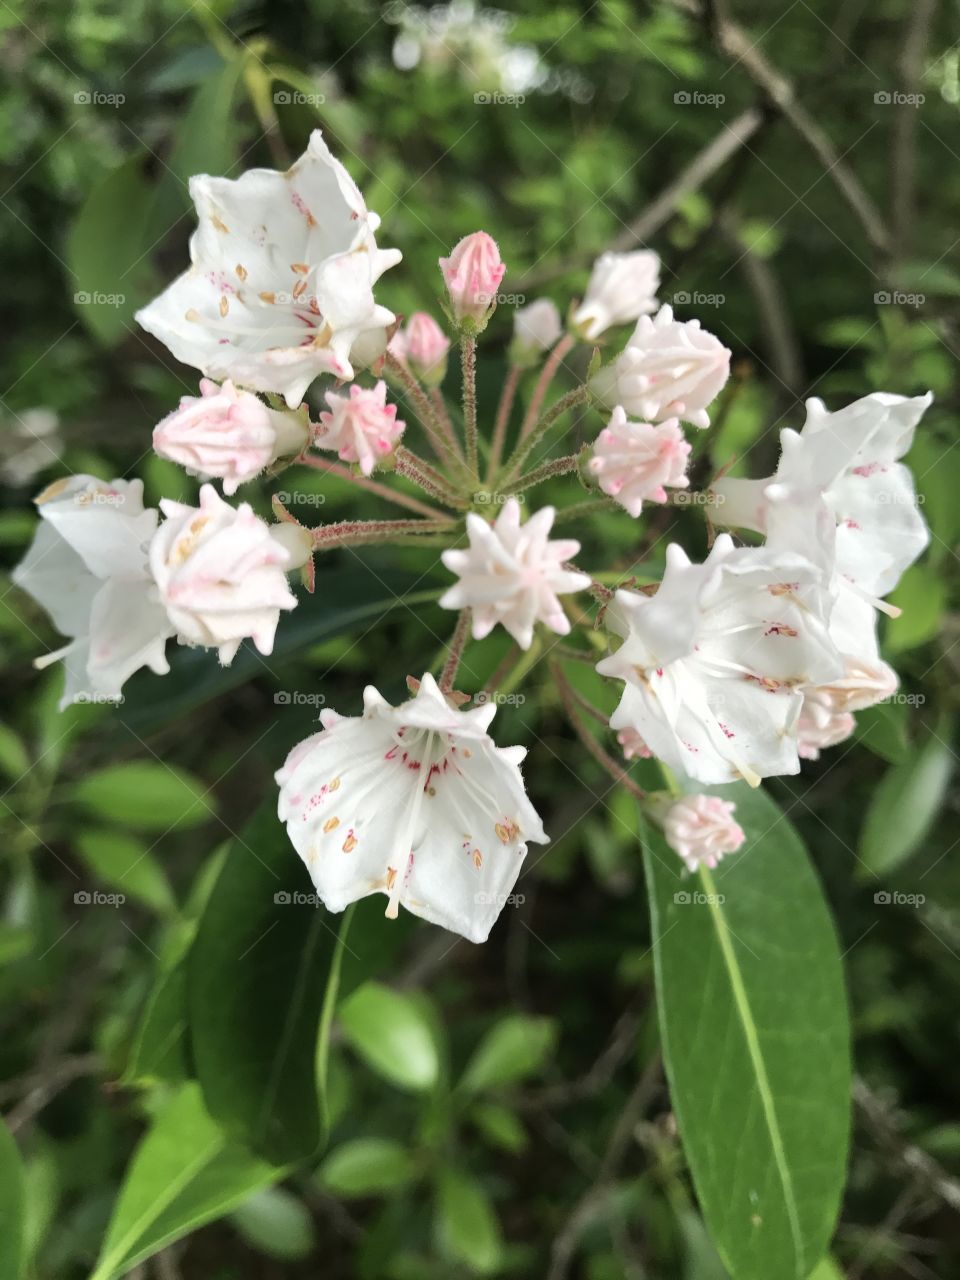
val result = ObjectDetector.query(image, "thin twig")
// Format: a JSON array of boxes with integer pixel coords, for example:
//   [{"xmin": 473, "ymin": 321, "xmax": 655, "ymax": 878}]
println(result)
[
  {"xmin": 487, "ymin": 364, "xmax": 522, "ymax": 482},
  {"xmin": 394, "ymin": 446, "xmax": 470, "ymax": 510},
  {"xmin": 508, "ymin": 454, "xmax": 581, "ymax": 495},
  {"xmin": 439, "ymin": 609, "xmax": 472, "ymax": 692},
  {"xmin": 312, "ymin": 517, "xmax": 454, "ymax": 552},
  {"xmin": 504, "ymin": 385, "xmax": 589, "ymax": 483},
  {"xmin": 387, "ymin": 351, "xmax": 466, "ymax": 473},
  {"xmin": 461, "ymin": 336, "xmax": 479, "ymax": 476},
  {"xmin": 518, "ymin": 334, "xmax": 576, "ymax": 442}
]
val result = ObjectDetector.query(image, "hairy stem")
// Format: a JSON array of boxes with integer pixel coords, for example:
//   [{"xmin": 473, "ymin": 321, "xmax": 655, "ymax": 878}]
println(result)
[
  {"xmin": 503, "ymin": 384, "xmax": 589, "ymax": 483},
  {"xmin": 394, "ymin": 446, "xmax": 471, "ymax": 510},
  {"xmin": 508, "ymin": 454, "xmax": 581, "ymax": 494},
  {"xmin": 298, "ymin": 454, "xmax": 444, "ymax": 518},
  {"xmin": 519, "ymin": 333, "xmax": 575, "ymax": 441},
  {"xmin": 552, "ymin": 496, "xmax": 619, "ymax": 525},
  {"xmin": 487, "ymin": 364, "xmax": 522, "ymax": 482},
  {"xmin": 312, "ymin": 517, "xmax": 454, "ymax": 552},
  {"xmin": 439, "ymin": 609, "xmax": 473, "ymax": 692},
  {"xmin": 386, "ymin": 351, "xmax": 466, "ymax": 474},
  {"xmin": 461, "ymin": 335, "xmax": 479, "ymax": 476}
]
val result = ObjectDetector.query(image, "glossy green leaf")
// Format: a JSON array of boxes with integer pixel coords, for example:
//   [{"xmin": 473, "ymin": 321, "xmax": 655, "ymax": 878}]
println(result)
[
  {"xmin": 188, "ymin": 802, "xmax": 335, "ymax": 1165},
  {"xmin": 124, "ymin": 959, "xmax": 190, "ymax": 1087},
  {"xmin": 858, "ymin": 730, "xmax": 954, "ymax": 877},
  {"xmin": 89, "ymin": 1084, "xmax": 277, "ymax": 1280},
  {"xmin": 0, "ymin": 725, "xmax": 29, "ymax": 783},
  {"xmin": 319, "ymin": 1138, "xmax": 417, "ymax": 1197},
  {"xmin": 807, "ymin": 1258, "xmax": 844, "ymax": 1280},
  {"xmin": 434, "ymin": 1168, "xmax": 503, "ymax": 1275},
  {"xmin": 459, "ymin": 1015, "xmax": 558, "ymax": 1093},
  {"xmin": 0, "ymin": 1117, "xmax": 25, "ymax": 1280},
  {"xmin": 229, "ymin": 1186, "xmax": 315, "ymax": 1261},
  {"xmin": 70, "ymin": 762, "xmax": 211, "ymax": 831},
  {"xmin": 854, "ymin": 700, "xmax": 910, "ymax": 765},
  {"xmin": 886, "ymin": 566, "xmax": 946, "ymax": 653},
  {"xmin": 643, "ymin": 785, "xmax": 850, "ymax": 1280},
  {"xmin": 66, "ymin": 157, "xmax": 158, "ymax": 345},
  {"xmin": 74, "ymin": 830, "xmax": 176, "ymax": 915},
  {"xmin": 470, "ymin": 1103, "xmax": 528, "ymax": 1155},
  {"xmin": 339, "ymin": 982, "xmax": 439, "ymax": 1093}
]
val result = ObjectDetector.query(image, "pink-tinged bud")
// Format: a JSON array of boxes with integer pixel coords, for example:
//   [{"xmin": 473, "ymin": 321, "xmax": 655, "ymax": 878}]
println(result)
[
  {"xmin": 149, "ymin": 484, "xmax": 297, "ymax": 665},
  {"xmin": 439, "ymin": 231, "xmax": 506, "ymax": 331},
  {"xmin": 153, "ymin": 379, "xmax": 307, "ymax": 495},
  {"xmin": 404, "ymin": 313, "xmax": 451, "ymax": 385},
  {"xmin": 663, "ymin": 794, "xmax": 746, "ymax": 871},
  {"xmin": 617, "ymin": 727, "xmax": 652, "ymax": 760},
  {"xmin": 314, "ymin": 380, "xmax": 405, "ymax": 477},
  {"xmin": 797, "ymin": 700, "xmax": 856, "ymax": 761},
  {"xmin": 588, "ymin": 408, "xmax": 691, "ymax": 518}
]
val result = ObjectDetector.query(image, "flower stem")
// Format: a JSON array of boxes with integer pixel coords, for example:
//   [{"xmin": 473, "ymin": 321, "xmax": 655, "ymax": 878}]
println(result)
[
  {"xmin": 298, "ymin": 454, "xmax": 445, "ymax": 518},
  {"xmin": 508, "ymin": 453, "xmax": 581, "ymax": 494},
  {"xmin": 487, "ymin": 364, "xmax": 522, "ymax": 483},
  {"xmin": 502, "ymin": 384, "xmax": 589, "ymax": 483},
  {"xmin": 552, "ymin": 662, "xmax": 647, "ymax": 801},
  {"xmin": 312, "ymin": 517, "xmax": 454, "ymax": 552},
  {"xmin": 394, "ymin": 447, "xmax": 471, "ymax": 510},
  {"xmin": 461, "ymin": 335, "xmax": 479, "ymax": 477},
  {"xmin": 552, "ymin": 497, "xmax": 619, "ymax": 525},
  {"xmin": 386, "ymin": 352, "xmax": 466, "ymax": 475},
  {"xmin": 440, "ymin": 609, "xmax": 473, "ymax": 692},
  {"xmin": 519, "ymin": 333, "xmax": 575, "ymax": 441}
]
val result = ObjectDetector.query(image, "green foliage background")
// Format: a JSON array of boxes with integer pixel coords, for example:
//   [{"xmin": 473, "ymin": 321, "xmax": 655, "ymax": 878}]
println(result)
[{"xmin": 1, "ymin": 1, "xmax": 959, "ymax": 1277}]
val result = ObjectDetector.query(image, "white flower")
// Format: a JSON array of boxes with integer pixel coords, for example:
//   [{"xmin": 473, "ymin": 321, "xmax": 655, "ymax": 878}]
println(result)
[
  {"xmin": 150, "ymin": 484, "xmax": 297, "ymax": 664},
  {"xmin": 12, "ymin": 476, "xmax": 172, "ymax": 708},
  {"xmin": 511, "ymin": 298, "xmax": 562, "ymax": 361},
  {"xmin": 712, "ymin": 391, "xmax": 932, "ymax": 598},
  {"xmin": 440, "ymin": 498, "xmax": 590, "ymax": 649},
  {"xmin": 590, "ymin": 305, "xmax": 730, "ymax": 429},
  {"xmin": 314, "ymin": 380, "xmax": 405, "ymax": 476},
  {"xmin": 596, "ymin": 535, "xmax": 844, "ymax": 786},
  {"xmin": 153, "ymin": 379, "xmax": 307, "ymax": 495},
  {"xmin": 136, "ymin": 130, "xmax": 402, "ymax": 407},
  {"xmin": 573, "ymin": 250, "xmax": 660, "ymax": 339},
  {"xmin": 663, "ymin": 794, "xmax": 745, "ymax": 870},
  {"xmin": 275, "ymin": 673, "xmax": 547, "ymax": 943},
  {"xmin": 588, "ymin": 407, "xmax": 691, "ymax": 517}
]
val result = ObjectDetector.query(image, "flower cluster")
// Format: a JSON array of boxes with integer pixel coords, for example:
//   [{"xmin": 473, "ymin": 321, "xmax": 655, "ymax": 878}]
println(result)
[{"xmin": 15, "ymin": 130, "xmax": 931, "ymax": 938}]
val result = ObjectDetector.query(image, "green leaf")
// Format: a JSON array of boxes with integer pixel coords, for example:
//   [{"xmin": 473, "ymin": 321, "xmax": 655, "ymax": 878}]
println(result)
[
  {"xmin": 858, "ymin": 730, "xmax": 954, "ymax": 877},
  {"xmin": 70, "ymin": 762, "xmax": 212, "ymax": 831},
  {"xmin": 470, "ymin": 1102, "xmax": 528, "ymax": 1155},
  {"xmin": 0, "ymin": 725, "xmax": 29, "ymax": 784},
  {"xmin": 66, "ymin": 157, "xmax": 158, "ymax": 345},
  {"xmin": 74, "ymin": 830, "xmax": 176, "ymax": 915},
  {"xmin": 0, "ymin": 1118, "xmax": 25, "ymax": 1280},
  {"xmin": 885, "ymin": 566, "xmax": 946, "ymax": 653},
  {"xmin": 339, "ymin": 982, "xmax": 440, "ymax": 1093},
  {"xmin": 854, "ymin": 700, "xmax": 910, "ymax": 765},
  {"xmin": 124, "ymin": 959, "xmax": 190, "ymax": 1087},
  {"xmin": 459, "ymin": 1015, "xmax": 558, "ymax": 1093},
  {"xmin": 643, "ymin": 785, "xmax": 850, "ymax": 1280},
  {"xmin": 229, "ymin": 1186, "xmax": 315, "ymax": 1261},
  {"xmin": 319, "ymin": 1138, "xmax": 417, "ymax": 1197},
  {"xmin": 90, "ymin": 1084, "xmax": 277, "ymax": 1280},
  {"xmin": 434, "ymin": 1168, "xmax": 503, "ymax": 1275},
  {"xmin": 188, "ymin": 802, "xmax": 334, "ymax": 1165},
  {"xmin": 807, "ymin": 1258, "xmax": 844, "ymax": 1280},
  {"xmin": 116, "ymin": 571, "xmax": 443, "ymax": 735}
]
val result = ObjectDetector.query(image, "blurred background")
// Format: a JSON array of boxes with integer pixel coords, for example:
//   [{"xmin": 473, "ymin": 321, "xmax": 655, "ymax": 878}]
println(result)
[{"xmin": 1, "ymin": 1, "xmax": 959, "ymax": 1276}]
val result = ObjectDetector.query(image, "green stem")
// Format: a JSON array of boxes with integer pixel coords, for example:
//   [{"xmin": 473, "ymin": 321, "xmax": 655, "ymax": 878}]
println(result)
[
  {"xmin": 502, "ymin": 384, "xmax": 589, "ymax": 483},
  {"xmin": 312, "ymin": 517, "xmax": 454, "ymax": 552},
  {"xmin": 394, "ymin": 447, "xmax": 470, "ymax": 511},
  {"xmin": 508, "ymin": 454, "xmax": 580, "ymax": 494},
  {"xmin": 487, "ymin": 364, "xmax": 522, "ymax": 482},
  {"xmin": 439, "ymin": 609, "xmax": 473, "ymax": 692},
  {"xmin": 298, "ymin": 454, "xmax": 444, "ymax": 519},
  {"xmin": 387, "ymin": 352, "xmax": 466, "ymax": 475},
  {"xmin": 519, "ymin": 333, "xmax": 576, "ymax": 441}
]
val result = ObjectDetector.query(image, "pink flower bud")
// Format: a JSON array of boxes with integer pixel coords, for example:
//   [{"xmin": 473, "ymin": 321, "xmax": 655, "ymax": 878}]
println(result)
[
  {"xmin": 314, "ymin": 381, "xmax": 405, "ymax": 476},
  {"xmin": 153, "ymin": 379, "xmax": 306, "ymax": 495},
  {"xmin": 663, "ymin": 794, "xmax": 746, "ymax": 871},
  {"xmin": 404, "ymin": 312, "xmax": 451, "ymax": 384},
  {"xmin": 617, "ymin": 727, "xmax": 652, "ymax": 760},
  {"xmin": 588, "ymin": 408, "xmax": 691, "ymax": 517},
  {"xmin": 797, "ymin": 700, "xmax": 856, "ymax": 761},
  {"xmin": 439, "ymin": 232, "xmax": 505, "ymax": 329},
  {"xmin": 150, "ymin": 484, "xmax": 297, "ymax": 665}
]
